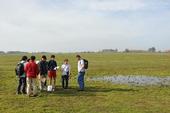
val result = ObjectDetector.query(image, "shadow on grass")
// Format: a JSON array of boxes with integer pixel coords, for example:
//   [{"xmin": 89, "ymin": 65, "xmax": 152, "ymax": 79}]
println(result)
[{"xmin": 40, "ymin": 86, "xmax": 138, "ymax": 97}]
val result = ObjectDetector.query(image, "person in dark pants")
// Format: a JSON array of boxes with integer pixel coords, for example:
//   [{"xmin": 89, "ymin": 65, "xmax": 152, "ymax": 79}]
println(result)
[
  {"xmin": 16, "ymin": 56, "xmax": 28, "ymax": 95},
  {"xmin": 38, "ymin": 55, "xmax": 48, "ymax": 91},
  {"xmin": 61, "ymin": 59, "xmax": 71, "ymax": 89}
]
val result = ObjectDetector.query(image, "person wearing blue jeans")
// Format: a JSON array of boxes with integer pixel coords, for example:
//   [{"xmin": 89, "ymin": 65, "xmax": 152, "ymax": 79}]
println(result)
[
  {"xmin": 78, "ymin": 72, "xmax": 85, "ymax": 90},
  {"xmin": 76, "ymin": 55, "xmax": 86, "ymax": 91}
]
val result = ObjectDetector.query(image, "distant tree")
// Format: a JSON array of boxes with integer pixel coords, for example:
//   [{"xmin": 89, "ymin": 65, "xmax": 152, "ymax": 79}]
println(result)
[
  {"xmin": 102, "ymin": 49, "xmax": 118, "ymax": 53},
  {"xmin": 115, "ymin": 48, "xmax": 118, "ymax": 52},
  {"xmin": 125, "ymin": 49, "xmax": 130, "ymax": 53},
  {"xmin": 0, "ymin": 51, "xmax": 5, "ymax": 54},
  {"xmin": 7, "ymin": 51, "xmax": 28, "ymax": 54},
  {"xmin": 148, "ymin": 47, "xmax": 156, "ymax": 52}
]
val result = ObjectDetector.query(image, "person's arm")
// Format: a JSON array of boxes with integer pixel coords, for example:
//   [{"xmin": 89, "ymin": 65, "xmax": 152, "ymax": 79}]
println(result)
[
  {"xmin": 69, "ymin": 65, "xmax": 71, "ymax": 76},
  {"xmin": 47, "ymin": 61, "xmax": 51, "ymax": 70},
  {"xmin": 55, "ymin": 61, "xmax": 57, "ymax": 67},
  {"xmin": 36, "ymin": 64, "xmax": 39, "ymax": 76},
  {"xmin": 80, "ymin": 60, "xmax": 85, "ymax": 69},
  {"xmin": 46, "ymin": 61, "xmax": 49, "ymax": 71},
  {"xmin": 54, "ymin": 61, "xmax": 57, "ymax": 71},
  {"xmin": 24, "ymin": 63, "xmax": 28, "ymax": 73},
  {"xmin": 39, "ymin": 62, "xmax": 42, "ymax": 73},
  {"xmin": 61, "ymin": 65, "xmax": 64, "ymax": 72}
]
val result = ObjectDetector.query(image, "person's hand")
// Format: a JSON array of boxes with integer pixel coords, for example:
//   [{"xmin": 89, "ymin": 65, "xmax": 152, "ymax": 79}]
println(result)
[{"xmin": 16, "ymin": 76, "xmax": 20, "ymax": 79}]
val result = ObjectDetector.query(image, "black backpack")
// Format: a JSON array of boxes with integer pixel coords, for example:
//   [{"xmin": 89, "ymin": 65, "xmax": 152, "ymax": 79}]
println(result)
[
  {"xmin": 15, "ymin": 63, "xmax": 24, "ymax": 76},
  {"xmin": 83, "ymin": 59, "xmax": 88, "ymax": 69}
]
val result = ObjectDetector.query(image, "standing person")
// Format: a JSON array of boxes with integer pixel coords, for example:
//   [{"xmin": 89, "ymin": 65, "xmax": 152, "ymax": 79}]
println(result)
[
  {"xmin": 76, "ymin": 55, "xmax": 86, "ymax": 91},
  {"xmin": 48, "ymin": 55, "xmax": 57, "ymax": 91},
  {"xmin": 15, "ymin": 56, "xmax": 28, "ymax": 95},
  {"xmin": 25, "ymin": 56, "xmax": 39, "ymax": 97},
  {"xmin": 61, "ymin": 59, "xmax": 71, "ymax": 89},
  {"xmin": 39, "ymin": 55, "xmax": 48, "ymax": 91}
]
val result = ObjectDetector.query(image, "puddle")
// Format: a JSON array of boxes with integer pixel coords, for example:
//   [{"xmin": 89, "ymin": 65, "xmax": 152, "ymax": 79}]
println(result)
[{"xmin": 89, "ymin": 75, "xmax": 170, "ymax": 86}]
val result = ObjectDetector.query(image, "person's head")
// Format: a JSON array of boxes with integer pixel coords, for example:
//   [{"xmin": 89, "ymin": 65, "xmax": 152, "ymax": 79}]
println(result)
[
  {"xmin": 21, "ymin": 56, "xmax": 28, "ymax": 61},
  {"xmin": 27, "ymin": 58, "xmax": 30, "ymax": 62},
  {"xmin": 64, "ymin": 59, "xmax": 69, "ymax": 64},
  {"xmin": 76, "ymin": 55, "xmax": 81, "ymax": 60},
  {"xmin": 42, "ymin": 55, "xmax": 47, "ymax": 61},
  {"xmin": 51, "ymin": 55, "xmax": 55, "ymax": 60},
  {"xmin": 30, "ymin": 56, "xmax": 36, "ymax": 61}
]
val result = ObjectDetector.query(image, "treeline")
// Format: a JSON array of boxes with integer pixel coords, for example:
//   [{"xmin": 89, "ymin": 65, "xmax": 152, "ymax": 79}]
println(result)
[
  {"xmin": 100, "ymin": 47, "xmax": 170, "ymax": 53},
  {"xmin": 0, "ymin": 51, "xmax": 52, "ymax": 54},
  {"xmin": 0, "ymin": 47, "xmax": 170, "ymax": 54}
]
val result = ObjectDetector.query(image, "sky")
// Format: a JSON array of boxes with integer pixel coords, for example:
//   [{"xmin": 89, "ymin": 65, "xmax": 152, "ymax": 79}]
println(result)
[{"xmin": 0, "ymin": 0, "xmax": 170, "ymax": 52}]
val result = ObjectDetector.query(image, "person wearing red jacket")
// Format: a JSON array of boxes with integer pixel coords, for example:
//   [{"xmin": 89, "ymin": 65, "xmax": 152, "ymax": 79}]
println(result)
[{"xmin": 25, "ymin": 56, "xmax": 39, "ymax": 97}]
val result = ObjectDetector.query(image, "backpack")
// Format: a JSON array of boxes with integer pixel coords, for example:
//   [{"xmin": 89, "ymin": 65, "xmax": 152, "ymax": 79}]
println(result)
[
  {"xmin": 15, "ymin": 62, "xmax": 24, "ymax": 76},
  {"xmin": 83, "ymin": 59, "xmax": 88, "ymax": 69}
]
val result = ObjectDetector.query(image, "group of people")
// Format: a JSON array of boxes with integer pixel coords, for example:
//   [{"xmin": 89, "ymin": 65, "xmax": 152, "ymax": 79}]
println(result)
[{"xmin": 15, "ymin": 54, "xmax": 87, "ymax": 97}]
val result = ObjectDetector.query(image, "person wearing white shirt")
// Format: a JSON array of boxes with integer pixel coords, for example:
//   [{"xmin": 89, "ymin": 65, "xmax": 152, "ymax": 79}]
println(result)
[
  {"xmin": 61, "ymin": 59, "xmax": 71, "ymax": 89},
  {"xmin": 76, "ymin": 55, "xmax": 86, "ymax": 91}
]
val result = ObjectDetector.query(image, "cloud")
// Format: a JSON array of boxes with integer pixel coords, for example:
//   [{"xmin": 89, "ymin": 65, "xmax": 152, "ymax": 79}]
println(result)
[
  {"xmin": 0, "ymin": 0, "xmax": 170, "ymax": 52},
  {"xmin": 83, "ymin": 0, "xmax": 146, "ymax": 12}
]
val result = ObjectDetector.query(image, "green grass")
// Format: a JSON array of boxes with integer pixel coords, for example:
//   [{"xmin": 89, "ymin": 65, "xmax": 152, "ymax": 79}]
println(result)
[{"xmin": 0, "ymin": 53, "xmax": 170, "ymax": 113}]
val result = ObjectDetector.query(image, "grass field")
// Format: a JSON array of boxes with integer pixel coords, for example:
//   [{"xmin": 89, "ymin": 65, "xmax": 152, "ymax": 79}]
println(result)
[{"xmin": 0, "ymin": 53, "xmax": 170, "ymax": 113}]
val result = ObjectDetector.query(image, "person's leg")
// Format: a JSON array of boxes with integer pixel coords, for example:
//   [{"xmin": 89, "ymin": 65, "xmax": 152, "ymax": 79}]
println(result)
[
  {"xmin": 52, "ymin": 71, "xmax": 57, "ymax": 90},
  {"xmin": 78, "ymin": 73, "xmax": 82, "ymax": 90},
  {"xmin": 42, "ymin": 76, "xmax": 47, "ymax": 90},
  {"xmin": 53, "ymin": 77, "xmax": 56, "ymax": 89},
  {"xmin": 62, "ymin": 76, "xmax": 65, "ymax": 89},
  {"xmin": 17, "ymin": 77, "xmax": 22, "ymax": 94},
  {"xmin": 44, "ymin": 77, "xmax": 47, "ymax": 87},
  {"xmin": 32, "ymin": 78, "xmax": 37, "ymax": 96},
  {"xmin": 48, "ymin": 71, "xmax": 51, "ymax": 86},
  {"xmin": 78, "ymin": 72, "xmax": 85, "ymax": 90},
  {"xmin": 65, "ymin": 75, "xmax": 69, "ymax": 89},
  {"xmin": 38, "ymin": 74, "xmax": 42, "ymax": 90},
  {"xmin": 22, "ymin": 77, "xmax": 27, "ymax": 94},
  {"xmin": 49, "ymin": 76, "xmax": 52, "ymax": 86},
  {"xmin": 82, "ymin": 72, "xmax": 85, "ymax": 90},
  {"xmin": 26, "ymin": 77, "xmax": 31, "ymax": 96},
  {"xmin": 42, "ymin": 76, "xmax": 46, "ymax": 90}
]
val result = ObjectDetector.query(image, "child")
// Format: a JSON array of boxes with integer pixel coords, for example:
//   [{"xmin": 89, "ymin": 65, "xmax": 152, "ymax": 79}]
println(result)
[
  {"xmin": 61, "ymin": 59, "xmax": 71, "ymax": 89},
  {"xmin": 48, "ymin": 55, "xmax": 57, "ymax": 91},
  {"xmin": 25, "ymin": 56, "xmax": 39, "ymax": 97},
  {"xmin": 15, "ymin": 56, "xmax": 28, "ymax": 95},
  {"xmin": 39, "ymin": 55, "xmax": 48, "ymax": 91}
]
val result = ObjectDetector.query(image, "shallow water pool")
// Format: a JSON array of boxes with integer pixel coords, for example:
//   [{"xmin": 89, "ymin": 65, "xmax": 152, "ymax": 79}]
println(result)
[{"xmin": 89, "ymin": 75, "xmax": 170, "ymax": 86}]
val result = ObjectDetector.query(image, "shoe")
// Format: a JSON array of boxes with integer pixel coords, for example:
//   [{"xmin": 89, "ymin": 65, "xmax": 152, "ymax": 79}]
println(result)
[
  {"xmin": 52, "ymin": 88, "xmax": 55, "ymax": 92},
  {"xmin": 16, "ymin": 92, "xmax": 22, "ymax": 95},
  {"xmin": 43, "ymin": 87, "xmax": 47, "ymax": 91},
  {"xmin": 28, "ymin": 94, "xmax": 38, "ymax": 97},
  {"xmin": 32, "ymin": 94, "xmax": 38, "ymax": 97},
  {"xmin": 22, "ymin": 92, "xmax": 27, "ymax": 95}
]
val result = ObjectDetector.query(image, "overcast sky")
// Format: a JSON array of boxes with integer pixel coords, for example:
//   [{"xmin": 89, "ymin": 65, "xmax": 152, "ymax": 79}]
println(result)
[{"xmin": 0, "ymin": 0, "xmax": 170, "ymax": 52}]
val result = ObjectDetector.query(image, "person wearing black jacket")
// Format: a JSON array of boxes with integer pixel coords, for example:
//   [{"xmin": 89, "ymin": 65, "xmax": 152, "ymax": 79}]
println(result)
[
  {"xmin": 38, "ymin": 55, "xmax": 48, "ymax": 91},
  {"xmin": 16, "ymin": 56, "xmax": 28, "ymax": 95},
  {"xmin": 48, "ymin": 55, "xmax": 57, "ymax": 91}
]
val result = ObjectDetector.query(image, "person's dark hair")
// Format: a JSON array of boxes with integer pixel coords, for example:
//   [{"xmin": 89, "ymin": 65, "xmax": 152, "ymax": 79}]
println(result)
[
  {"xmin": 42, "ymin": 55, "xmax": 47, "ymax": 60},
  {"xmin": 27, "ymin": 59, "xmax": 30, "ymax": 62},
  {"xmin": 30, "ymin": 56, "xmax": 36, "ymax": 61},
  {"xmin": 21, "ymin": 56, "xmax": 28, "ymax": 61},
  {"xmin": 76, "ymin": 55, "xmax": 81, "ymax": 58},
  {"xmin": 51, "ymin": 55, "xmax": 55, "ymax": 58}
]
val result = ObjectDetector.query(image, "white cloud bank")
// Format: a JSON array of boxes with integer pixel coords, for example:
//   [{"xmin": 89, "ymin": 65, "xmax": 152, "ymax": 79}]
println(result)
[{"xmin": 0, "ymin": 0, "xmax": 170, "ymax": 52}]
